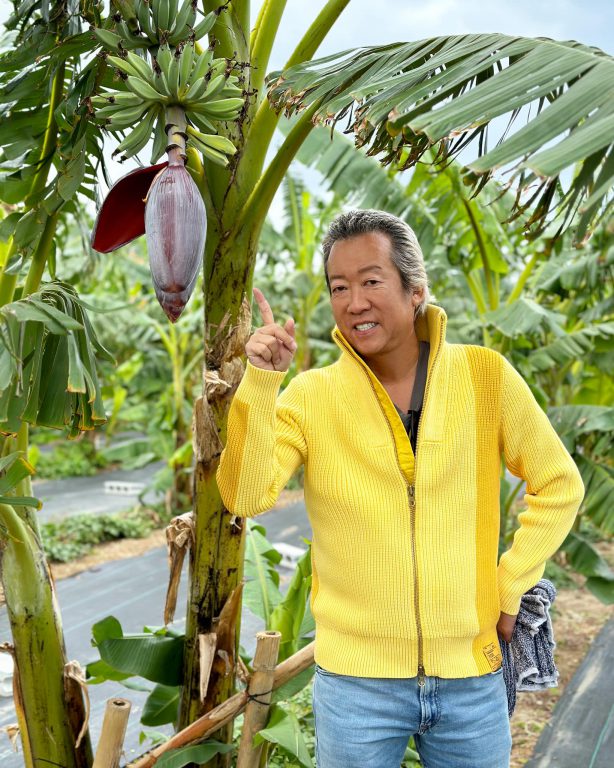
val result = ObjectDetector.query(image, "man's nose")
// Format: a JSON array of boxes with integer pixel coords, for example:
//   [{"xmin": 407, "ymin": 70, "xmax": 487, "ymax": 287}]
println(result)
[{"xmin": 347, "ymin": 287, "xmax": 370, "ymax": 313}]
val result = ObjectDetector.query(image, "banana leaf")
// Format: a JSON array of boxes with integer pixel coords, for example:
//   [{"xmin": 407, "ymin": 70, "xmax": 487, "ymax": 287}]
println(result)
[
  {"xmin": 268, "ymin": 35, "xmax": 614, "ymax": 238},
  {"xmin": 0, "ymin": 282, "xmax": 112, "ymax": 435},
  {"xmin": 96, "ymin": 634, "xmax": 183, "ymax": 686},
  {"xmin": 529, "ymin": 323, "xmax": 614, "ymax": 371},
  {"xmin": 484, "ymin": 298, "xmax": 565, "ymax": 337},
  {"xmin": 254, "ymin": 704, "xmax": 313, "ymax": 768},
  {"xmin": 155, "ymin": 742, "xmax": 234, "ymax": 768},
  {"xmin": 561, "ymin": 531, "xmax": 614, "ymax": 603},
  {"xmin": 269, "ymin": 546, "xmax": 312, "ymax": 661},
  {"xmin": 576, "ymin": 455, "xmax": 614, "ymax": 536},
  {"xmin": 243, "ymin": 521, "xmax": 283, "ymax": 624},
  {"xmin": 141, "ymin": 683, "xmax": 181, "ymax": 727}
]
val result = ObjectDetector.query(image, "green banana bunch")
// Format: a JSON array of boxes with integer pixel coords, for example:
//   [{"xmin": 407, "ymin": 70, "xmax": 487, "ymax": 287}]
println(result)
[
  {"xmin": 92, "ymin": 90, "xmax": 153, "ymax": 128},
  {"xmin": 92, "ymin": 28, "xmax": 123, "ymax": 52},
  {"xmin": 190, "ymin": 46, "xmax": 213, "ymax": 82},
  {"xmin": 151, "ymin": 42, "xmax": 244, "ymax": 114},
  {"xmin": 135, "ymin": 0, "xmax": 156, "ymax": 42},
  {"xmin": 156, "ymin": 43, "xmax": 173, "ymax": 74},
  {"xmin": 105, "ymin": 102, "xmax": 156, "ymax": 129},
  {"xmin": 189, "ymin": 97, "xmax": 244, "ymax": 121},
  {"xmin": 114, "ymin": 19, "xmax": 143, "ymax": 48},
  {"xmin": 186, "ymin": 125, "xmax": 236, "ymax": 167},
  {"xmin": 152, "ymin": 0, "xmax": 170, "ymax": 34},
  {"xmin": 126, "ymin": 74, "xmax": 167, "ymax": 103},
  {"xmin": 113, "ymin": 107, "xmax": 159, "ymax": 159},
  {"xmin": 167, "ymin": 0, "xmax": 199, "ymax": 45},
  {"xmin": 107, "ymin": 52, "xmax": 156, "ymax": 87},
  {"xmin": 93, "ymin": 4, "xmax": 245, "ymax": 165},
  {"xmin": 191, "ymin": 9, "xmax": 217, "ymax": 43},
  {"xmin": 188, "ymin": 111, "xmax": 216, "ymax": 134},
  {"xmin": 177, "ymin": 41, "xmax": 195, "ymax": 98},
  {"xmin": 150, "ymin": 112, "xmax": 169, "ymax": 163}
]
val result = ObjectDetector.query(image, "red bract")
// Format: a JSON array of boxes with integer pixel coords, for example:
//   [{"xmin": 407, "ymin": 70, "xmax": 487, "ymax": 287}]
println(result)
[
  {"xmin": 91, "ymin": 163, "xmax": 168, "ymax": 253},
  {"xmin": 145, "ymin": 163, "xmax": 207, "ymax": 322}
]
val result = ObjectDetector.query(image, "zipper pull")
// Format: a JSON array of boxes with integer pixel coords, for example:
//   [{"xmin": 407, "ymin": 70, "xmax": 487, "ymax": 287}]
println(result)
[
  {"xmin": 418, "ymin": 664, "xmax": 426, "ymax": 687},
  {"xmin": 408, "ymin": 484, "xmax": 416, "ymax": 509}
]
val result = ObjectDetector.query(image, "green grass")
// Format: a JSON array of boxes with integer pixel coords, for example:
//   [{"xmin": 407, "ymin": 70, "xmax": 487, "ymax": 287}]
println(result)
[
  {"xmin": 41, "ymin": 505, "xmax": 170, "ymax": 563},
  {"xmin": 30, "ymin": 439, "xmax": 108, "ymax": 480}
]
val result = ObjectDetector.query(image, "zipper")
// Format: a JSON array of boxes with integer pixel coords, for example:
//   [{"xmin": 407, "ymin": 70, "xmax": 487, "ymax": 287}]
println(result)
[
  {"xmin": 411, "ymin": 318, "xmax": 445, "ymax": 686},
  {"xmin": 335, "ymin": 318, "xmax": 445, "ymax": 686},
  {"xmin": 408, "ymin": 482, "xmax": 426, "ymax": 686}
]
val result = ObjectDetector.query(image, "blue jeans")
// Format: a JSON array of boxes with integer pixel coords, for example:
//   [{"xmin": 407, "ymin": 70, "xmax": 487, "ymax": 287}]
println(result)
[{"xmin": 313, "ymin": 665, "xmax": 511, "ymax": 768}]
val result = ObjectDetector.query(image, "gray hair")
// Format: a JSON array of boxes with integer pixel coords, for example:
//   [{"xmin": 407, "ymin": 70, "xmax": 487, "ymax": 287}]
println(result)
[{"xmin": 322, "ymin": 209, "xmax": 430, "ymax": 316}]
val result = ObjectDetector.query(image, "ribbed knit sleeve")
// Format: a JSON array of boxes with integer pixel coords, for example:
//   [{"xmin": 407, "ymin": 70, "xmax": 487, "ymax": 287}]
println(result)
[
  {"xmin": 497, "ymin": 357, "xmax": 584, "ymax": 614},
  {"xmin": 216, "ymin": 361, "xmax": 307, "ymax": 518}
]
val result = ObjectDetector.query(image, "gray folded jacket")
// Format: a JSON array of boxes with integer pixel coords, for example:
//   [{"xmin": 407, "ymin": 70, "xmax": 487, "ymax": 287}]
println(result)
[{"xmin": 500, "ymin": 578, "xmax": 559, "ymax": 717}]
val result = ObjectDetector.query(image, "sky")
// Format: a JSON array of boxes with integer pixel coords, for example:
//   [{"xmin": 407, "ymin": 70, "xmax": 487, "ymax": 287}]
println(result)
[{"xmin": 265, "ymin": 0, "xmax": 613, "ymax": 72}]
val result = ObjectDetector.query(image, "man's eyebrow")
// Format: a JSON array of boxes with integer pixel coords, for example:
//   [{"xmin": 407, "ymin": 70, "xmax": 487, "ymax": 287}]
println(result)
[{"xmin": 328, "ymin": 264, "xmax": 385, "ymax": 281}]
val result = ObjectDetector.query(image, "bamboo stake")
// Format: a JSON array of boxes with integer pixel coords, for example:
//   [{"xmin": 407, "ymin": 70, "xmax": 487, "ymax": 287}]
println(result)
[
  {"xmin": 128, "ymin": 641, "xmax": 314, "ymax": 768},
  {"xmin": 93, "ymin": 699, "xmax": 131, "ymax": 768},
  {"xmin": 236, "ymin": 631, "xmax": 281, "ymax": 768}
]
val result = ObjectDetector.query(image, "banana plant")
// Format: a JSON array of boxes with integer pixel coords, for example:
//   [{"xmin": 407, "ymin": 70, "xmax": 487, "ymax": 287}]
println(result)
[{"xmin": 2, "ymin": 1, "xmax": 614, "ymax": 766}]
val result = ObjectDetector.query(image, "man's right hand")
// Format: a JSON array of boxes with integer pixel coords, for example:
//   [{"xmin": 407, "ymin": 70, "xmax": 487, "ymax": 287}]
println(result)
[{"xmin": 246, "ymin": 287, "xmax": 297, "ymax": 372}]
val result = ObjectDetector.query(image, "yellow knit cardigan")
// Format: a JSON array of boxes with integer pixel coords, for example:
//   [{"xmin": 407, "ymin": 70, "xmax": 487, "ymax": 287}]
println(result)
[{"xmin": 217, "ymin": 305, "xmax": 584, "ymax": 679}]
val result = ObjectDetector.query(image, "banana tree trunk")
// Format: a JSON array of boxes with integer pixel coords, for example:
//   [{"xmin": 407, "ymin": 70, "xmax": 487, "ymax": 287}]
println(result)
[
  {"xmin": 0, "ymin": 503, "xmax": 93, "ymax": 768},
  {"xmin": 179, "ymin": 234, "xmax": 256, "ymax": 766}
]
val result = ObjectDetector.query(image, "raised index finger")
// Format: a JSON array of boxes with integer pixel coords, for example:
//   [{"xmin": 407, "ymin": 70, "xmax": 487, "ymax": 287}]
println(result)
[{"xmin": 253, "ymin": 287, "xmax": 275, "ymax": 326}]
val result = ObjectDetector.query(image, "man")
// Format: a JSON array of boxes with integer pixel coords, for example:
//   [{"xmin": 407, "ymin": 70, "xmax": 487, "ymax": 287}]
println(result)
[{"xmin": 217, "ymin": 210, "xmax": 584, "ymax": 768}]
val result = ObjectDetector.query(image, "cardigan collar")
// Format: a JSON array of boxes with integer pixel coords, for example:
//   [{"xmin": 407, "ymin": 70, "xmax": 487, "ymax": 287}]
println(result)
[{"xmin": 330, "ymin": 305, "xmax": 448, "ymax": 483}]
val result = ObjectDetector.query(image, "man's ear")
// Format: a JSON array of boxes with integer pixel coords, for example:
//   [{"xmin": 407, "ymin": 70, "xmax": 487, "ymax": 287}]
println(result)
[{"xmin": 411, "ymin": 287, "xmax": 425, "ymax": 308}]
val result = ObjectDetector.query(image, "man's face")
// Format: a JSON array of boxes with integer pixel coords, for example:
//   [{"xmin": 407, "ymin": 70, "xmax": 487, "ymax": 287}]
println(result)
[{"xmin": 327, "ymin": 231, "xmax": 422, "ymax": 363}]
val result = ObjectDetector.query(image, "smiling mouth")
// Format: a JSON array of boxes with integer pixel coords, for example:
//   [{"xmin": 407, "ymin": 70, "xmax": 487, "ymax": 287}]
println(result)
[{"xmin": 354, "ymin": 322, "xmax": 378, "ymax": 331}]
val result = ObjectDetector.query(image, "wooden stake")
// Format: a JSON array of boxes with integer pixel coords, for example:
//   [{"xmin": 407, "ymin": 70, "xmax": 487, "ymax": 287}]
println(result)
[
  {"xmin": 128, "ymin": 641, "xmax": 315, "ymax": 768},
  {"xmin": 93, "ymin": 698, "xmax": 131, "ymax": 768},
  {"xmin": 236, "ymin": 631, "xmax": 281, "ymax": 768}
]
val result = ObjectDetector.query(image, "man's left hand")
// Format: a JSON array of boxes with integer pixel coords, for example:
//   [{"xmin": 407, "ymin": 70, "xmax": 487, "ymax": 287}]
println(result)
[{"xmin": 497, "ymin": 611, "xmax": 518, "ymax": 643}]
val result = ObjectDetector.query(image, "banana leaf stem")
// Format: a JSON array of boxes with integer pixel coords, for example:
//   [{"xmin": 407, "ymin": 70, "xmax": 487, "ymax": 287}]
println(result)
[
  {"xmin": 0, "ymin": 63, "xmax": 65, "ymax": 308},
  {"xmin": 232, "ymin": 0, "xmax": 250, "ymax": 38},
  {"xmin": 283, "ymin": 0, "xmax": 350, "ymax": 70},
  {"xmin": 507, "ymin": 251, "xmax": 539, "ymax": 304},
  {"xmin": 250, "ymin": 0, "xmax": 288, "ymax": 97},
  {"xmin": 0, "ymin": 503, "xmax": 92, "ymax": 768},
  {"xmin": 13, "ymin": 422, "xmax": 41, "ymax": 535},
  {"xmin": 0, "ymin": 248, "xmax": 18, "ymax": 307},
  {"xmin": 237, "ymin": 101, "xmax": 321, "ymax": 240},
  {"xmin": 462, "ymin": 198, "xmax": 498, "ymax": 310},
  {"xmin": 22, "ymin": 213, "xmax": 59, "ymax": 298},
  {"xmin": 25, "ymin": 62, "xmax": 65, "ymax": 208},
  {"xmin": 464, "ymin": 271, "xmax": 487, "ymax": 315},
  {"xmin": 241, "ymin": 0, "xmax": 350, "ymax": 187}
]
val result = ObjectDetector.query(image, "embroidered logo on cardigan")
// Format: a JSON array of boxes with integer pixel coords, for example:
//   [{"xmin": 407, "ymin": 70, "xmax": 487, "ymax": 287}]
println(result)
[{"xmin": 483, "ymin": 642, "xmax": 502, "ymax": 671}]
